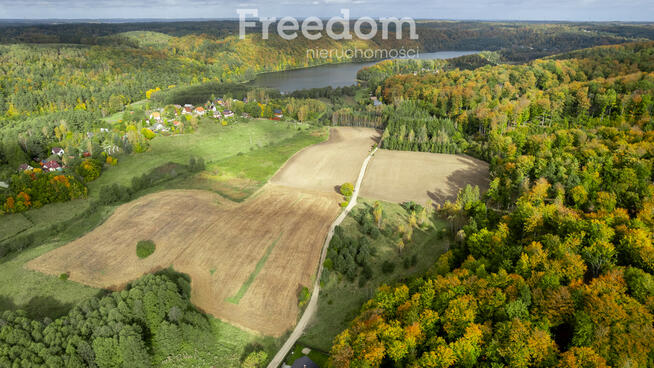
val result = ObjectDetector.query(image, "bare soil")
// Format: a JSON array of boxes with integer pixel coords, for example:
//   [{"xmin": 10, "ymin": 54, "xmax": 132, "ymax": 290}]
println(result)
[
  {"xmin": 360, "ymin": 150, "xmax": 490, "ymax": 205},
  {"xmin": 270, "ymin": 127, "xmax": 380, "ymax": 193},
  {"xmin": 27, "ymin": 187, "xmax": 340, "ymax": 336}
]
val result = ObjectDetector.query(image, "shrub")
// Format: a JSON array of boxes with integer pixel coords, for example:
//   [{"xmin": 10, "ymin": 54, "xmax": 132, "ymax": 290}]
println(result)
[
  {"xmin": 340, "ymin": 201, "xmax": 349, "ymax": 207},
  {"xmin": 76, "ymin": 158, "xmax": 103, "ymax": 182},
  {"xmin": 381, "ymin": 260, "xmax": 395, "ymax": 274},
  {"xmin": 340, "ymin": 182, "xmax": 354, "ymax": 197},
  {"xmin": 59, "ymin": 273, "xmax": 69, "ymax": 280},
  {"xmin": 298, "ymin": 286, "xmax": 311, "ymax": 307},
  {"xmin": 136, "ymin": 240, "xmax": 156, "ymax": 259}
]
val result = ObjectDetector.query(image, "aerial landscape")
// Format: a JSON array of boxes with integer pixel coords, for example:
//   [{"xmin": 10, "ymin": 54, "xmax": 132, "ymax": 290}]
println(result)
[{"xmin": 0, "ymin": 0, "xmax": 654, "ymax": 367}]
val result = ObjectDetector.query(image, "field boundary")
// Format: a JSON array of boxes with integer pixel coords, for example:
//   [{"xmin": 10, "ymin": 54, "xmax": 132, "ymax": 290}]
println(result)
[{"xmin": 267, "ymin": 146, "xmax": 378, "ymax": 368}]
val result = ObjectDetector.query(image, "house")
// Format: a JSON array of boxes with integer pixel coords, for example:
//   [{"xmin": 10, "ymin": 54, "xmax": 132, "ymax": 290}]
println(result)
[
  {"xmin": 52, "ymin": 147, "xmax": 64, "ymax": 157},
  {"xmin": 273, "ymin": 109, "xmax": 283, "ymax": 118},
  {"xmin": 223, "ymin": 110, "xmax": 234, "ymax": 118},
  {"xmin": 150, "ymin": 111, "xmax": 162, "ymax": 121},
  {"xmin": 18, "ymin": 164, "xmax": 34, "ymax": 171},
  {"xmin": 195, "ymin": 107, "xmax": 206, "ymax": 116},
  {"xmin": 42, "ymin": 160, "xmax": 62, "ymax": 172},
  {"xmin": 100, "ymin": 128, "xmax": 110, "ymax": 133},
  {"xmin": 152, "ymin": 123, "xmax": 169, "ymax": 132},
  {"xmin": 173, "ymin": 120, "xmax": 182, "ymax": 127},
  {"xmin": 213, "ymin": 111, "xmax": 222, "ymax": 119},
  {"xmin": 242, "ymin": 112, "xmax": 250, "ymax": 118},
  {"xmin": 182, "ymin": 106, "xmax": 193, "ymax": 115},
  {"xmin": 291, "ymin": 356, "xmax": 318, "ymax": 368},
  {"xmin": 82, "ymin": 152, "xmax": 92, "ymax": 158}
]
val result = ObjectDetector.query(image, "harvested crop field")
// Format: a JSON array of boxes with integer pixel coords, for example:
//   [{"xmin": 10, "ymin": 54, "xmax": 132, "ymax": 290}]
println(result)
[
  {"xmin": 270, "ymin": 127, "xmax": 380, "ymax": 193},
  {"xmin": 360, "ymin": 150, "xmax": 490, "ymax": 205},
  {"xmin": 27, "ymin": 186, "xmax": 341, "ymax": 336}
]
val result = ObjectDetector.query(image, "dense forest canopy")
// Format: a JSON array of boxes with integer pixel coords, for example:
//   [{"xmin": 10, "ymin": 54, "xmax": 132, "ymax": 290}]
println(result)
[{"xmin": 329, "ymin": 42, "xmax": 654, "ymax": 367}]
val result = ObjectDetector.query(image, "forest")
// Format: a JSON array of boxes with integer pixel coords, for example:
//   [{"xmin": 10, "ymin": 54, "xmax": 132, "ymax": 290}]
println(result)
[
  {"xmin": 328, "ymin": 42, "xmax": 654, "ymax": 367},
  {"xmin": 0, "ymin": 270, "xmax": 271, "ymax": 367}
]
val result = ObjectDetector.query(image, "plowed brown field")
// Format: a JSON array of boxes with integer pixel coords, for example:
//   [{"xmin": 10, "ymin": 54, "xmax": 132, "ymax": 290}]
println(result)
[{"xmin": 27, "ymin": 187, "xmax": 341, "ymax": 336}]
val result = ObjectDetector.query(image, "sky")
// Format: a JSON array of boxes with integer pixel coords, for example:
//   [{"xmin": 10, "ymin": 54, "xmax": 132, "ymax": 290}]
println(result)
[{"xmin": 0, "ymin": 0, "xmax": 652, "ymax": 21}]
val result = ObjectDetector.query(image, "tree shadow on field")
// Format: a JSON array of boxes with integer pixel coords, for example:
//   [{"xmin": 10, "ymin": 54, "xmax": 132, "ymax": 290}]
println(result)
[
  {"xmin": 0, "ymin": 292, "xmax": 108, "ymax": 321},
  {"xmin": 427, "ymin": 160, "xmax": 490, "ymax": 205}
]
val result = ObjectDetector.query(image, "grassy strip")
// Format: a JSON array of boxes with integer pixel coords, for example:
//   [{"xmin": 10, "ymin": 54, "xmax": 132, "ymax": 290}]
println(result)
[
  {"xmin": 207, "ymin": 127, "xmax": 328, "ymax": 183},
  {"xmin": 226, "ymin": 232, "xmax": 283, "ymax": 304}
]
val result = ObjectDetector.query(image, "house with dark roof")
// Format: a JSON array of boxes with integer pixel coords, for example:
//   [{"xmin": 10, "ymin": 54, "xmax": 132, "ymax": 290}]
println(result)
[
  {"xmin": 42, "ymin": 160, "xmax": 62, "ymax": 172},
  {"xmin": 223, "ymin": 110, "xmax": 234, "ymax": 118},
  {"xmin": 291, "ymin": 356, "xmax": 318, "ymax": 368},
  {"xmin": 52, "ymin": 147, "xmax": 64, "ymax": 157},
  {"xmin": 18, "ymin": 164, "xmax": 34, "ymax": 171}
]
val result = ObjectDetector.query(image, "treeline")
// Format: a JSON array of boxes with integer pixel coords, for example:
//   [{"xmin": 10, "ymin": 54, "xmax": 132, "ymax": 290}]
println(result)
[
  {"xmin": 329, "ymin": 42, "xmax": 654, "ymax": 367},
  {"xmin": 0, "ymin": 271, "xmax": 227, "ymax": 367},
  {"xmin": 151, "ymin": 82, "xmax": 278, "ymax": 106}
]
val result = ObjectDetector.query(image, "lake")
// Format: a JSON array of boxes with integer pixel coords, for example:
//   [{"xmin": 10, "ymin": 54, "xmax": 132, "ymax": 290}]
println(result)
[{"xmin": 250, "ymin": 51, "xmax": 479, "ymax": 93}]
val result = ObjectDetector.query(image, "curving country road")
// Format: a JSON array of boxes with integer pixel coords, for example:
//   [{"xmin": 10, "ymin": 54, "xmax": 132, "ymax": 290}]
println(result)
[{"xmin": 267, "ymin": 146, "xmax": 378, "ymax": 368}]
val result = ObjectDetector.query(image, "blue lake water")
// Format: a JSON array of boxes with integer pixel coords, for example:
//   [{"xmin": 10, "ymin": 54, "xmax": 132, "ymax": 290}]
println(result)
[{"xmin": 250, "ymin": 51, "xmax": 479, "ymax": 93}]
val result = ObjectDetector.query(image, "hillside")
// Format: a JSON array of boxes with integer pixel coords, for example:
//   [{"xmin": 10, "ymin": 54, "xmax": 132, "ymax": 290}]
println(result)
[{"xmin": 328, "ymin": 42, "xmax": 654, "ymax": 367}]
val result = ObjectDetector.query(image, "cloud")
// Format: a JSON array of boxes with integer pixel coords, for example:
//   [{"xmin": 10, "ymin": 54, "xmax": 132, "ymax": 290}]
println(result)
[{"xmin": 0, "ymin": 0, "xmax": 651, "ymax": 20}]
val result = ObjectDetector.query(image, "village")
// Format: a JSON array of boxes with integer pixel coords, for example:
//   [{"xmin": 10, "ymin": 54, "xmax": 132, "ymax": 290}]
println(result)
[{"xmin": 12, "ymin": 97, "xmax": 285, "ymax": 178}]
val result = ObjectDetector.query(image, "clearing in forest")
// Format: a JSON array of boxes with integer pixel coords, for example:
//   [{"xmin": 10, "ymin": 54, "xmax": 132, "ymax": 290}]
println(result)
[{"xmin": 360, "ymin": 150, "xmax": 490, "ymax": 205}]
